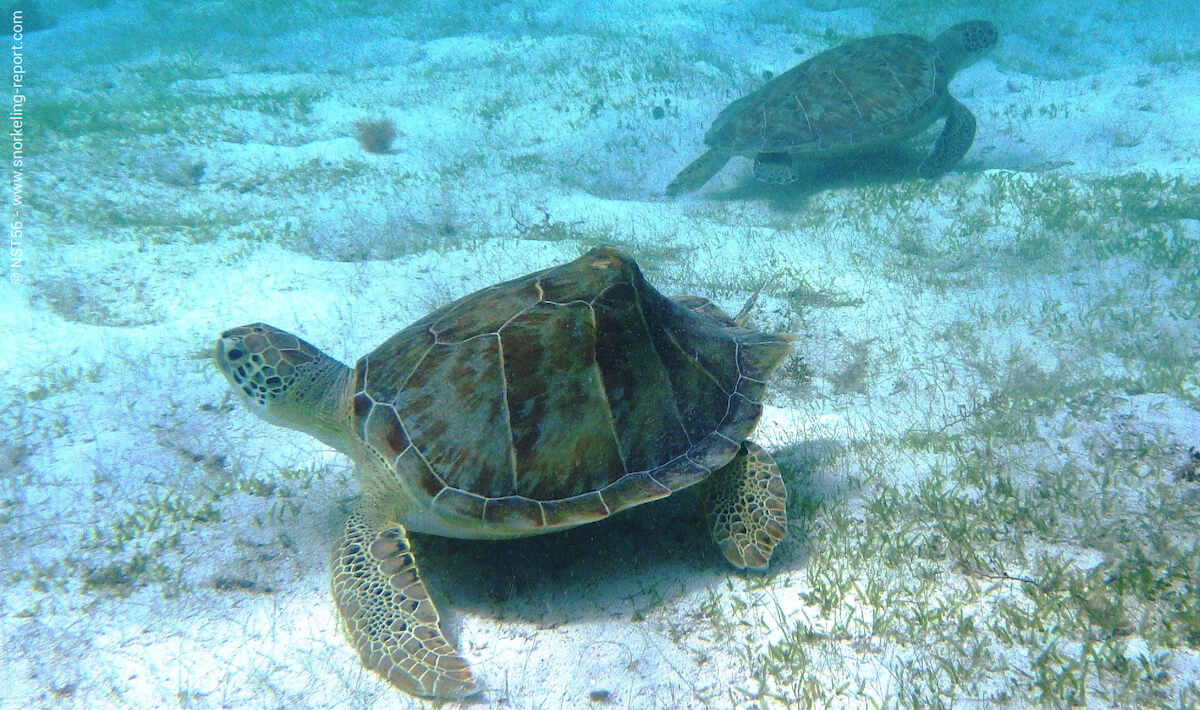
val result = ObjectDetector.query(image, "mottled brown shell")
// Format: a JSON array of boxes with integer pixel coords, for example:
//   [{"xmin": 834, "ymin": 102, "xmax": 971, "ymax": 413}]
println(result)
[
  {"xmin": 707, "ymin": 33, "xmax": 944, "ymax": 157},
  {"xmin": 349, "ymin": 246, "xmax": 792, "ymax": 533}
]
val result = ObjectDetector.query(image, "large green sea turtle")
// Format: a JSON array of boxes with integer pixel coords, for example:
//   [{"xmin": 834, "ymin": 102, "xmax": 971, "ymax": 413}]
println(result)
[
  {"xmin": 666, "ymin": 20, "xmax": 999, "ymax": 195},
  {"xmin": 214, "ymin": 246, "xmax": 793, "ymax": 699}
]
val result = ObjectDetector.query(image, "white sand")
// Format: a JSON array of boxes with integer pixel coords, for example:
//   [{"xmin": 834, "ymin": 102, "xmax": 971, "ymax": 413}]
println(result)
[{"xmin": 4, "ymin": 1, "xmax": 1199, "ymax": 708}]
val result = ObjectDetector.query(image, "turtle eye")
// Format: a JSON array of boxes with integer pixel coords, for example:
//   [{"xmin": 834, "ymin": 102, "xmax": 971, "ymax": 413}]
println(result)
[{"xmin": 226, "ymin": 347, "xmax": 245, "ymax": 362}]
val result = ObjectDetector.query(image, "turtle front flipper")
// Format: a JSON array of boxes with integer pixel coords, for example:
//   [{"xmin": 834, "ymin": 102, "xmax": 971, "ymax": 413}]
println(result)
[
  {"xmin": 705, "ymin": 441, "xmax": 788, "ymax": 571},
  {"xmin": 919, "ymin": 96, "xmax": 977, "ymax": 178},
  {"xmin": 752, "ymin": 152, "xmax": 799, "ymax": 185},
  {"xmin": 331, "ymin": 508, "xmax": 477, "ymax": 699},
  {"xmin": 666, "ymin": 148, "xmax": 731, "ymax": 196}
]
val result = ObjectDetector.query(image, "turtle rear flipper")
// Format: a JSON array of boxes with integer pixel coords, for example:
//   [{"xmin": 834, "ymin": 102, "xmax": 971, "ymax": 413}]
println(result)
[
  {"xmin": 919, "ymin": 96, "xmax": 976, "ymax": 178},
  {"xmin": 331, "ymin": 508, "xmax": 478, "ymax": 699},
  {"xmin": 667, "ymin": 148, "xmax": 731, "ymax": 196},
  {"xmin": 705, "ymin": 441, "xmax": 788, "ymax": 570}
]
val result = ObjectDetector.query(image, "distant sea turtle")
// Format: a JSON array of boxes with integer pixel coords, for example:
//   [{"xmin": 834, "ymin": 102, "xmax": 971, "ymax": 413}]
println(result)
[
  {"xmin": 666, "ymin": 20, "xmax": 999, "ymax": 195},
  {"xmin": 214, "ymin": 246, "xmax": 793, "ymax": 699}
]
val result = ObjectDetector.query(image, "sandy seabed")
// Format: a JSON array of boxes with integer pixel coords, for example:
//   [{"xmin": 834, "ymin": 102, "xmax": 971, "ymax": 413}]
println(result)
[{"xmin": 3, "ymin": 1, "xmax": 1199, "ymax": 708}]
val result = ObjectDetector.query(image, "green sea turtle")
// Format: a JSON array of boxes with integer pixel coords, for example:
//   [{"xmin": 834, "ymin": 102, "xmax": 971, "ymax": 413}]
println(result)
[
  {"xmin": 214, "ymin": 246, "xmax": 793, "ymax": 699},
  {"xmin": 666, "ymin": 20, "xmax": 999, "ymax": 195}
]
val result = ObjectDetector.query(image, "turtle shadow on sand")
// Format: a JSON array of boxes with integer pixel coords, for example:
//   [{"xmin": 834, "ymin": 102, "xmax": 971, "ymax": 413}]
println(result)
[
  {"xmin": 415, "ymin": 436, "xmax": 844, "ymax": 630},
  {"xmin": 412, "ymin": 490, "xmax": 721, "ymax": 626},
  {"xmin": 704, "ymin": 145, "xmax": 930, "ymax": 211}
]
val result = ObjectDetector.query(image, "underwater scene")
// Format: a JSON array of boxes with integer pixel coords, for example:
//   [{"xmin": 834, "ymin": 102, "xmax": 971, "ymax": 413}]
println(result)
[{"xmin": 3, "ymin": 0, "xmax": 1199, "ymax": 707}]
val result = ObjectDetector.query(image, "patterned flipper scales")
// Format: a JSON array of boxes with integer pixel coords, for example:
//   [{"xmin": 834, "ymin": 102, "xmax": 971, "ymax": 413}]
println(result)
[
  {"xmin": 705, "ymin": 441, "xmax": 788, "ymax": 570},
  {"xmin": 919, "ymin": 96, "xmax": 976, "ymax": 178},
  {"xmin": 331, "ymin": 508, "xmax": 477, "ymax": 699}
]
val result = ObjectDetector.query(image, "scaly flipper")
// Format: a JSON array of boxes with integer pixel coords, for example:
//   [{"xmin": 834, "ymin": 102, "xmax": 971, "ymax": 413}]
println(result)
[
  {"xmin": 919, "ymin": 96, "xmax": 976, "ymax": 178},
  {"xmin": 666, "ymin": 148, "xmax": 731, "ymax": 196},
  {"xmin": 752, "ymin": 152, "xmax": 799, "ymax": 185},
  {"xmin": 705, "ymin": 441, "xmax": 788, "ymax": 570},
  {"xmin": 331, "ymin": 508, "xmax": 477, "ymax": 699}
]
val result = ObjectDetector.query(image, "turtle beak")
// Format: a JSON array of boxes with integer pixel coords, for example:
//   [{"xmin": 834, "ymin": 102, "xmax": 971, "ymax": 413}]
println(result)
[{"xmin": 213, "ymin": 332, "xmax": 244, "ymax": 386}]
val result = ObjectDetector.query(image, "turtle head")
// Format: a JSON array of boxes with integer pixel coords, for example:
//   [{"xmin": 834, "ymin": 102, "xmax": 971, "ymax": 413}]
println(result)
[
  {"xmin": 936, "ymin": 20, "xmax": 998, "ymax": 73},
  {"xmin": 214, "ymin": 323, "xmax": 354, "ymax": 452}
]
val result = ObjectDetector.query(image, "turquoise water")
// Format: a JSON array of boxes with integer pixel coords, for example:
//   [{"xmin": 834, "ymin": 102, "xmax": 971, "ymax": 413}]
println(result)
[{"xmin": 3, "ymin": 1, "xmax": 1199, "ymax": 708}]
